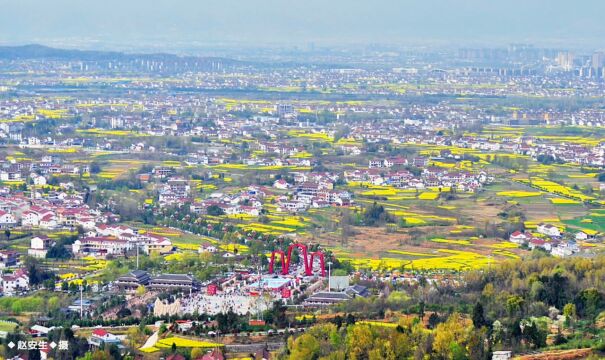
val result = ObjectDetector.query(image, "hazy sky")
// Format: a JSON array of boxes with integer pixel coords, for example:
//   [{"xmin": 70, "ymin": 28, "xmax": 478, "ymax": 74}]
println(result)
[{"xmin": 0, "ymin": 0, "xmax": 604, "ymax": 51}]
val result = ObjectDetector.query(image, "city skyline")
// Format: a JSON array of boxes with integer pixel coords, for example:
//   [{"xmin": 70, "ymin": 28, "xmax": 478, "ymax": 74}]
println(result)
[{"xmin": 1, "ymin": 0, "xmax": 605, "ymax": 52}]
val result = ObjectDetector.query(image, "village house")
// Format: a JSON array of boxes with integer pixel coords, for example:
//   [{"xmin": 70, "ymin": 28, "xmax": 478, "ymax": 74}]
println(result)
[
  {"xmin": 139, "ymin": 233, "xmax": 173, "ymax": 255},
  {"xmin": 2, "ymin": 268, "xmax": 29, "ymax": 295},
  {"xmin": 28, "ymin": 235, "xmax": 54, "ymax": 258},
  {"xmin": 88, "ymin": 329, "xmax": 122, "ymax": 348},
  {"xmin": 551, "ymin": 244, "xmax": 573, "ymax": 257},
  {"xmin": 39, "ymin": 213, "xmax": 58, "ymax": 229},
  {"xmin": 198, "ymin": 244, "xmax": 218, "ymax": 253},
  {"xmin": 0, "ymin": 210, "xmax": 17, "ymax": 229},
  {"xmin": 95, "ymin": 224, "xmax": 135, "ymax": 238},
  {"xmin": 0, "ymin": 250, "xmax": 19, "ymax": 268},
  {"xmin": 537, "ymin": 223, "xmax": 561, "ymax": 237},
  {"xmin": 528, "ymin": 238, "xmax": 551, "ymax": 251},
  {"xmin": 509, "ymin": 231, "xmax": 530, "ymax": 245},
  {"xmin": 273, "ymin": 179, "xmax": 289, "ymax": 189},
  {"xmin": 21, "ymin": 210, "xmax": 40, "ymax": 227},
  {"xmin": 575, "ymin": 231, "xmax": 595, "ymax": 241},
  {"xmin": 72, "ymin": 236, "xmax": 130, "ymax": 258},
  {"xmin": 368, "ymin": 159, "xmax": 384, "ymax": 168}
]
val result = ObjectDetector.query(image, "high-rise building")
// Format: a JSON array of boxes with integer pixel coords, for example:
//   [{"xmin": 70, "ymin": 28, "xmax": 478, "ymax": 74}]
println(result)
[
  {"xmin": 277, "ymin": 103, "xmax": 295, "ymax": 118},
  {"xmin": 592, "ymin": 52, "xmax": 604, "ymax": 70},
  {"xmin": 556, "ymin": 52, "xmax": 574, "ymax": 71},
  {"xmin": 591, "ymin": 52, "xmax": 605, "ymax": 78},
  {"xmin": 110, "ymin": 117, "xmax": 124, "ymax": 129}
]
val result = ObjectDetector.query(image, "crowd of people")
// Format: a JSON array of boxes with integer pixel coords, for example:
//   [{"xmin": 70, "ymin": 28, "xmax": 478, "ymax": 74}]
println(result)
[{"xmin": 180, "ymin": 290, "xmax": 272, "ymax": 316}]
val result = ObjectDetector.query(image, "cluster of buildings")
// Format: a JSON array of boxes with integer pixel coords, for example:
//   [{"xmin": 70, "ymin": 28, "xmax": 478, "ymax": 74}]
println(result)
[
  {"xmin": 25, "ymin": 224, "xmax": 174, "ymax": 260},
  {"xmin": 71, "ymin": 224, "xmax": 173, "ymax": 258},
  {"xmin": 274, "ymin": 173, "xmax": 352, "ymax": 212},
  {"xmin": 190, "ymin": 186, "xmax": 267, "ymax": 217},
  {"xmin": 251, "ymin": 142, "xmax": 306, "ymax": 157},
  {"xmin": 157, "ymin": 177, "xmax": 192, "ymax": 208},
  {"xmin": 0, "ymin": 189, "xmax": 114, "ymax": 230},
  {"xmin": 0, "ymin": 155, "xmax": 89, "ymax": 181},
  {"xmin": 0, "ymin": 249, "xmax": 29, "ymax": 296},
  {"xmin": 345, "ymin": 160, "xmax": 492, "ymax": 192},
  {"xmin": 529, "ymin": 141, "xmax": 605, "ymax": 167},
  {"xmin": 508, "ymin": 224, "xmax": 590, "ymax": 258},
  {"xmin": 115, "ymin": 270, "xmax": 199, "ymax": 292},
  {"xmin": 399, "ymin": 129, "xmax": 605, "ymax": 168},
  {"xmin": 185, "ymin": 175, "xmax": 351, "ymax": 216}
]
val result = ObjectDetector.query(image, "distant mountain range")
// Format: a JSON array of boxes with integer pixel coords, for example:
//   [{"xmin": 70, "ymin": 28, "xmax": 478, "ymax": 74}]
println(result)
[
  {"xmin": 0, "ymin": 44, "xmax": 246, "ymax": 66},
  {"xmin": 0, "ymin": 44, "xmax": 357, "ymax": 70}
]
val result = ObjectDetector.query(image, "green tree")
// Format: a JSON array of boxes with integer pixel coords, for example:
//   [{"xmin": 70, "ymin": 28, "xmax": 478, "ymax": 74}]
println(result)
[
  {"xmin": 472, "ymin": 302, "xmax": 487, "ymax": 329},
  {"xmin": 467, "ymin": 327, "xmax": 488, "ymax": 360},
  {"xmin": 506, "ymin": 295, "xmax": 525, "ymax": 318},
  {"xmin": 433, "ymin": 313, "xmax": 469, "ymax": 360},
  {"xmin": 563, "ymin": 303, "xmax": 576, "ymax": 332},
  {"xmin": 346, "ymin": 325, "xmax": 374, "ymax": 360},
  {"xmin": 289, "ymin": 333, "xmax": 320, "ymax": 360},
  {"xmin": 580, "ymin": 288, "xmax": 603, "ymax": 330},
  {"xmin": 521, "ymin": 319, "xmax": 547, "ymax": 348},
  {"xmin": 368, "ymin": 338, "xmax": 396, "ymax": 360},
  {"xmin": 206, "ymin": 205, "xmax": 225, "ymax": 216}
]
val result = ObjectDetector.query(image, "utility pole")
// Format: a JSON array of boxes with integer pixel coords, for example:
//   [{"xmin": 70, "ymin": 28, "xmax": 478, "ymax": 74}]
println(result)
[
  {"xmin": 258, "ymin": 265, "xmax": 261, "ymax": 292},
  {"xmin": 79, "ymin": 285, "xmax": 83, "ymax": 319},
  {"xmin": 136, "ymin": 242, "xmax": 140, "ymax": 269},
  {"xmin": 327, "ymin": 261, "xmax": 332, "ymax": 292}
]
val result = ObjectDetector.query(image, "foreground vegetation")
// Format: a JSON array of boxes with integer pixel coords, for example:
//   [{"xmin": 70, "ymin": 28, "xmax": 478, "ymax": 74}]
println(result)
[{"xmin": 282, "ymin": 255, "xmax": 605, "ymax": 359}]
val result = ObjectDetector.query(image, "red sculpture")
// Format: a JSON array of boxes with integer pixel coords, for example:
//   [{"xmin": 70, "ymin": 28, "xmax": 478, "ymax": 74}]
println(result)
[{"xmin": 269, "ymin": 244, "xmax": 326, "ymax": 276}]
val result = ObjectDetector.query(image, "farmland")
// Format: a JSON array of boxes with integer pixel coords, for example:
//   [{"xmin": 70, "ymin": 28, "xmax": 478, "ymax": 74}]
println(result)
[
  {"xmin": 65, "ymin": 130, "xmax": 605, "ymax": 276},
  {"xmin": 3, "ymin": 40, "xmax": 605, "ymax": 360}
]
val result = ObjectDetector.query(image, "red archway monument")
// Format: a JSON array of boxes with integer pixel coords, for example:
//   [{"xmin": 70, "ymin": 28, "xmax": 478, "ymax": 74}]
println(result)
[{"xmin": 269, "ymin": 244, "xmax": 326, "ymax": 276}]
